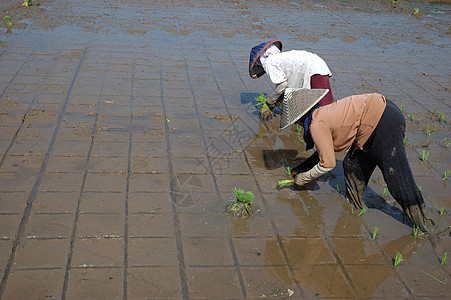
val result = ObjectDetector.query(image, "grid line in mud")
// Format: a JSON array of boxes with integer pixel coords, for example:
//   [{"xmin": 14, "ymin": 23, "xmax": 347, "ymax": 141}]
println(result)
[
  {"xmin": 60, "ymin": 30, "xmax": 110, "ymax": 300},
  {"xmin": 0, "ymin": 49, "xmax": 36, "ymax": 102},
  {"xmin": 189, "ymin": 1, "xmax": 306, "ymax": 296},
  {"xmin": 122, "ymin": 51, "xmax": 136, "ymax": 300},
  {"xmin": 0, "ymin": 21, "xmax": 98, "ymax": 297},
  {"xmin": 157, "ymin": 20, "xmax": 190, "ymax": 300},
  {"xmin": 173, "ymin": 14, "xmax": 249, "ymax": 298},
  {"xmin": 0, "ymin": 46, "xmax": 62, "ymax": 169}
]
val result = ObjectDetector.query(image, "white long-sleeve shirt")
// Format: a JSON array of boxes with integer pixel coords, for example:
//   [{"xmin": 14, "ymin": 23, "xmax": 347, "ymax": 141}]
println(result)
[{"xmin": 261, "ymin": 50, "xmax": 331, "ymax": 88}]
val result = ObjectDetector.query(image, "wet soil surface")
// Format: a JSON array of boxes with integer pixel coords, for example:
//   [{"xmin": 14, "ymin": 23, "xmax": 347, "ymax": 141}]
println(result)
[{"xmin": 0, "ymin": 0, "xmax": 450, "ymax": 299}]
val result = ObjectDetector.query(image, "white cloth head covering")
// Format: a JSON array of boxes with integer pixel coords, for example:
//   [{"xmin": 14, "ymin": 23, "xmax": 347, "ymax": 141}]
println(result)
[{"xmin": 260, "ymin": 44, "xmax": 281, "ymax": 67}]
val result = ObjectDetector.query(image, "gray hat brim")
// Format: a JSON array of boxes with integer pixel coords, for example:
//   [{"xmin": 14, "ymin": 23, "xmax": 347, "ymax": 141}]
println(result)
[{"xmin": 279, "ymin": 88, "xmax": 329, "ymax": 131}]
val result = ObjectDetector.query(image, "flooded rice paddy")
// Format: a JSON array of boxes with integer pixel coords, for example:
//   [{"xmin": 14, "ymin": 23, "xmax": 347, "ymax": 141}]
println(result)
[{"xmin": 0, "ymin": 0, "xmax": 449, "ymax": 298}]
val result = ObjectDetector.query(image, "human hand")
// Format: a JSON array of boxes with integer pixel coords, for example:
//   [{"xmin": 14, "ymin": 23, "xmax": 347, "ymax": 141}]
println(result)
[{"xmin": 294, "ymin": 173, "xmax": 310, "ymax": 187}]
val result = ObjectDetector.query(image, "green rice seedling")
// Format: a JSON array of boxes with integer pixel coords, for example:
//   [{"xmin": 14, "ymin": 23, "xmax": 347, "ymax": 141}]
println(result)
[
  {"xmin": 382, "ymin": 188, "xmax": 389, "ymax": 197},
  {"xmin": 439, "ymin": 113, "xmax": 445, "ymax": 123},
  {"xmin": 443, "ymin": 138, "xmax": 450, "ymax": 147},
  {"xmin": 394, "ymin": 252, "xmax": 403, "ymax": 267},
  {"xmin": 21, "ymin": 0, "xmax": 32, "ymax": 6},
  {"xmin": 296, "ymin": 124, "xmax": 304, "ymax": 143},
  {"xmin": 223, "ymin": 188, "xmax": 254, "ymax": 218},
  {"xmin": 412, "ymin": 225, "xmax": 424, "ymax": 238},
  {"xmin": 372, "ymin": 226, "xmax": 380, "ymax": 240},
  {"xmin": 441, "ymin": 252, "xmax": 447, "ymax": 266},
  {"xmin": 255, "ymin": 93, "xmax": 271, "ymax": 117},
  {"xmin": 4, "ymin": 16, "xmax": 12, "ymax": 27},
  {"xmin": 296, "ymin": 123, "xmax": 302, "ymax": 135},
  {"xmin": 413, "ymin": 8, "xmax": 420, "ymax": 15},
  {"xmin": 390, "ymin": 0, "xmax": 398, "ymax": 4},
  {"xmin": 422, "ymin": 271, "xmax": 447, "ymax": 285},
  {"xmin": 407, "ymin": 113, "xmax": 414, "ymax": 121},
  {"xmin": 403, "ymin": 136, "xmax": 407, "ymax": 145},
  {"xmin": 401, "ymin": 105, "xmax": 405, "ymax": 113},
  {"xmin": 443, "ymin": 170, "xmax": 450, "ymax": 181},
  {"xmin": 286, "ymin": 166, "xmax": 292, "ymax": 176},
  {"xmin": 276, "ymin": 167, "xmax": 295, "ymax": 188},
  {"xmin": 336, "ymin": 182, "xmax": 342, "ymax": 194},
  {"xmin": 421, "ymin": 150, "xmax": 429, "ymax": 162},
  {"xmin": 418, "ymin": 186, "xmax": 422, "ymax": 192},
  {"xmin": 440, "ymin": 208, "xmax": 444, "ymax": 215},
  {"xmin": 358, "ymin": 207, "xmax": 367, "ymax": 216},
  {"xmin": 277, "ymin": 179, "xmax": 294, "ymax": 188},
  {"xmin": 323, "ymin": 171, "xmax": 330, "ymax": 180},
  {"xmin": 434, "ymin": 106, "xmax": 438, "ymax": 114},
  {"xmin": 425, "ymin": 125, "xmax": 431, "ymax": 136},
  {"xmin": 412, "ymin": 225, "xmax": 420, "ymax": 237}
]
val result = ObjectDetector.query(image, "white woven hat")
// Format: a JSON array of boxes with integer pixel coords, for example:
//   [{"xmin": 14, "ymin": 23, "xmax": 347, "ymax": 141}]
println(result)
[{"xmin": 279, "ymin": 88, "xmax": 329, "ymax": 130}]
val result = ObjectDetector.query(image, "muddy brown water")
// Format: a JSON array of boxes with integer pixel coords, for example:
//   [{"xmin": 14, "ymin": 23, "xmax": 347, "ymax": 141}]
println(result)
[{"xmin": 0, "ymin": 0, "xmax": 449, "ymax": 298}]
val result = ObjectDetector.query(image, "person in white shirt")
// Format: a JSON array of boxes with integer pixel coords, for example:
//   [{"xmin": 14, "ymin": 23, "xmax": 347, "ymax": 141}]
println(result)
[{"xmin": 249, "ymin": 40, "xmax": 334, "ymax": 120}]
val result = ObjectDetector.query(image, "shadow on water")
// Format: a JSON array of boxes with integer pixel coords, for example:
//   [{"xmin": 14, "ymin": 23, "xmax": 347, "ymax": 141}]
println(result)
[
  {"xmin": 323, "ymin": 160, "xmax": 411, "ymax": 228},
  {"xmin": 263, "ymin": 147, "xmax": 411, "ymax": 229},
  {"xmin": 238, "ymin": 93, "xmax": 448, "ymax": 296},
  {"xmin": 229, "ymin": 185, "xmax": 429, "ymax": 297}
]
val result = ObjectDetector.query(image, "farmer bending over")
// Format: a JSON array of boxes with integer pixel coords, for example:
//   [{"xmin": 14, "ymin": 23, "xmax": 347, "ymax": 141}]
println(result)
[
  {"xmin": 249, "ymin": 40, "xmax": 334, "ymax": 120},
  {"xmin": 281, "ymin": 89, "xmax": 449, "ymax": 235}
]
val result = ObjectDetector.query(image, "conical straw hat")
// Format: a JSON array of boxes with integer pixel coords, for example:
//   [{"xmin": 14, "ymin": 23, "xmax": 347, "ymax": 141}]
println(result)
[
  {"xmin": 279, "ymin": 88, "xmax": 329, "ymax": 130},
  {"xmin": 249, "ymin": 40, "xmax": 282, "ymax": 79}
]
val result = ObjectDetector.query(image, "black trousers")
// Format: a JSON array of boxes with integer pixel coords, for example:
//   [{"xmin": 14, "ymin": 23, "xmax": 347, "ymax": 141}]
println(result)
[
  {"xmin": 343, "ymin": 100, "xmax": 428, "ymax": 229},
  {"xmin": 293, "ymin": 100, "xmax": 449, "ymax": 233}
]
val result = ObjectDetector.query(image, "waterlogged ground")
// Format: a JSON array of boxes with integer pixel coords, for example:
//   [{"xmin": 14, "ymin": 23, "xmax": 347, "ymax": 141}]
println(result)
[{"xmin": 0, "ymin": 0, "xmax": 450, "ymax": 299}]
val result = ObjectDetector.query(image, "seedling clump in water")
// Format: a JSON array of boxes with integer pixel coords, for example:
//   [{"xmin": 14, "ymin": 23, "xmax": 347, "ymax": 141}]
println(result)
[
  {"xmin": 21, "ymin": 0, "xmax": 32, "ymax": 7},
  {"xmin": 277, "ymin": 179, "xmax": 294, "ymax": 187},
  {"xmin": 443, "ymin": 170, "xmax": 450, "ymax": 181},
  {"xmin": 412, "ymin": 225, "xmax": 424, "ymax": 238},
  {"xmin": 394, "ymin": 252, "xmax": 403, "ymax": 268},
  {"xmin": 441, "ymin": 252, "xmax": 447, "ymax": 266},
  {"xmin": 4, "ymin": 16, "xmax": 12, "ymax": 27},
  {"xmin": 255, "ymin": 93, "xmax": 271, "ymax": 118},
  {"xmin": 223, "ymin": 187, "xmax": 254, "ymax": 218}
]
